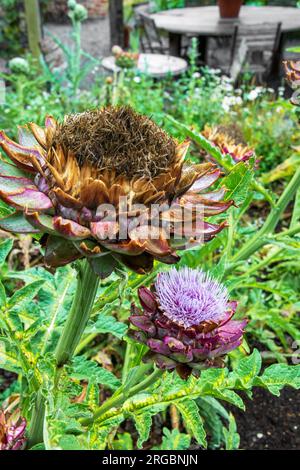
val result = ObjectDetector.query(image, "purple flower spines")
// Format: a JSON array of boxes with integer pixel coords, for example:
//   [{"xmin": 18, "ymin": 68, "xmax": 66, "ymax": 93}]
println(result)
[{"xmin": 155, "ymin": 268, "xmax": 229, "ymax": 328}]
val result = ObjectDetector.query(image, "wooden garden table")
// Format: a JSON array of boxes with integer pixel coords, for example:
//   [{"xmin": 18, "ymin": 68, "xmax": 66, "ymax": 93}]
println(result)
[{"xmin": 137, "ymin": 5, "xmax": 300, "ymax": 58}]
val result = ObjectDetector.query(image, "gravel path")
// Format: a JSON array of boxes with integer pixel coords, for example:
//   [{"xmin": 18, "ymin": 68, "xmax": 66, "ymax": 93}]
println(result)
[{"xmin": 45, "ymin": 16, "xmax": 110, "ymax": 60}]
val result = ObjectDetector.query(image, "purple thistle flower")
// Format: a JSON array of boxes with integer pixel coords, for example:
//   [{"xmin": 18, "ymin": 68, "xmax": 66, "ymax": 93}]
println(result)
[
  {"xmin": 129, "ymin": 268, "xmax": 247, "ymax": 379},
  {"xmin": 155, "ymin": 268, "xmax": 229, "ymax": 328}
]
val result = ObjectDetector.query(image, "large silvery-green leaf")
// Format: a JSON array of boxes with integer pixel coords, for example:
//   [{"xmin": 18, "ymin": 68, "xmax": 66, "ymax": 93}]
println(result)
[
  {"xmin": 7, "ymin": 279, "xmax": 45, "ymax": 310},
  {"xmin": 70, "ymin": 356, "xmax": 121, "ymax": 390},
  {"xmin": 87, "ymin": 313, "xmax": 127, "ymax": 340},
  {"xmin": 221, "ymin": 162, "xmax": 253, "ymax": 205}
]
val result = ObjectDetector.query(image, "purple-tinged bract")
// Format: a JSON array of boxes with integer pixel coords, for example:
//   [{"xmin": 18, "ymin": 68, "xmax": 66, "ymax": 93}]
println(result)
[
  {"xmin": 129, "ymin": 268, "xmax": 247, "ymax": 379},
  {"xmin": 0, "ymin": 408, "xmax": 26, "ymax": 450}
]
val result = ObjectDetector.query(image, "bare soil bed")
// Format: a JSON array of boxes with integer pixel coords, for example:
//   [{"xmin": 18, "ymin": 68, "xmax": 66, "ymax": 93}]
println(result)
[{"xmin": 228, "ymin": 387, "xmax": 299, "ymax": 450}]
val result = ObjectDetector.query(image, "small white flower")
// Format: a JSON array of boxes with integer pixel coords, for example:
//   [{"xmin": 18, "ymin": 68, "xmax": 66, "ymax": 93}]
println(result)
[
  {"xmin": 222, "ymin": 83, "xmax": 234, "ymax": 92},
  {"xmin": 210, "ymin": 68, "xmax": 221, "ymax": 75},
  {"xmin": 133, "ymin": 76, "xmax": 141, "ymax": 83},
  {"xmin": 221, "ymin": 96, "xmax": 231, "ymax": 112},
  {"xmin": 247, "ymin": 89, "xmax": 259, "ymax": 101},
  {"xmin": 221, "ymin": 95, "xmax": 242, "ymax": 112},
  {"xmin": 221, "ymin": 75, "xmax": 232, "ymax": 83}
]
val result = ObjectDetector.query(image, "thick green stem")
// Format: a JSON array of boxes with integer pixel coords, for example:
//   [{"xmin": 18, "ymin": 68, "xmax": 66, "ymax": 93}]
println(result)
[
  {"xmin": 231, "ymin": 167, "xmax": 300, "ymax": 264},
  {"xmin": 80, "ymin": 368, "xmax": 163, "ymax": 427},
  {"xmin": 24, "ymin": 0, "xmax": 42, "ymax": 61},
  {"xmin": 55, "ymin": 260, "xmax": 100, "ymax": 367},
  {"xmin": 75, "ymin": 270, "xmax": 157, "ymax": 354},
  {"xmin": 122, "ymin": 341, "xmax": 133, "ymax": 383},
  {"xmin": 27, "ymin": 260, "xmax": 99, "ymax": 447},
  {"xmin": 27, "ymin": 391, "xmax": 44, "ymax": 449}
]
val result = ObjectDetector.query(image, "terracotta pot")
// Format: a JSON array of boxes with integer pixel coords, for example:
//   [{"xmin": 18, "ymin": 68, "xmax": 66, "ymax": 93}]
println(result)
[{"xmin": 218, "ymin": 0, "xmax": 243, "ymax": 18}]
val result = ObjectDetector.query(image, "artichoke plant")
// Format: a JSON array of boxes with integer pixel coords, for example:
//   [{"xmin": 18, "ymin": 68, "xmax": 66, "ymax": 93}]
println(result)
[
  {"xmin": 0, "ymin": 106, "xmax": 232, "ymax": 276},
  {"xmin": 284, "ymin": 60, "xmax": 300, "ymax": 105},
  {"xmin": 202, "ymin": 125, "xmax": 254, "ymax": 163},
  {"xmin": 284, "ymin": 60, "xmax": 300, "ymax": 85},
  {"xmin": 112, "ymin": 45, "xmax": 139, "ymax": 69},
  {"xmin": 0, "ymin": 406, "xmax": 26, "ymax": 450},
  {"xmin": 129, "ymin": 268, "xmax": 246, "ymax": 379}
]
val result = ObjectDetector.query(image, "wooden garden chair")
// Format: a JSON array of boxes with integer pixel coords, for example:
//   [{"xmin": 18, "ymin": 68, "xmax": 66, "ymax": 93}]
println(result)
[
  {"xmin": 230, "ymin": 22, "xmax": 282, "ymax": 83},
  {"xmin": 207, "ymin": 26, "xmax": 239, "ymax": 73},
  {"xmin": 137, "ymin": 12, "xmax": 169, "ymax": 54}
]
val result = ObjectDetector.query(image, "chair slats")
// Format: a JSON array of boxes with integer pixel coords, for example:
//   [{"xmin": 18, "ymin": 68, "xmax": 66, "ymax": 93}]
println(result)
[
  {"xmin": 230, "ymin": 22, "xmax": 282, "ymax": 83},
  {"xmin": 138, "ymin": 12, "xmax": 168, "ymax": 55}
]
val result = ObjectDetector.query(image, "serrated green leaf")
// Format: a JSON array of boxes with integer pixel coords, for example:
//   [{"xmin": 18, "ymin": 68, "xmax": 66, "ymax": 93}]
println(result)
[
  {"xmin": 230, "ymin": 349, "xmax": 262, "ymax": 389},
  {"xmin": 197, "ymin": 367, "xmax": 228, "ymax": 390},
  {"xmin": 0, "ymin": 238, "xmax": 13, "ymax": 266},
  {"xmin": 86, "ymin": 380, "xmax": 100, "ymax": 410},
  {"xmin": 211, "ymin": 389, "xmax": 245, "ymax": 410},
  {"xmin": 122, "ymin": 364, "xmax": 152, "ymax": 392},
  {"xmin": 0, "ymin": 280, "xmax": 6, "ymax": 308},
  {"xmin": 70, "ymin": 356, "xmax": 121, "ymax": 390},
  {"xmin": 222, "ymin": 162, "xmax": 253, "ymax": 204},
  {"xmin": 7, "ymin": 279, "xmax": 45, "ymax": 309},
  {"xmin": 59, "ymin": 434, "xmax": 83, "ymax": 450},
  {"xmin": 87, "ymin": 314, "xmax": 127, "ymax": 339},
  {"xmin": 131, "ymin": 412, "xmax": 152, "ymax": 448},
  {"xmin": 153, "ymin": 428, "xmax": 191, "ymax": 450},
  {"xmin": 222, "ymin": 413, "xmax": 240, "ymax": 450},
  {"xmin": 197, "ymin": 398, "xmax": 224, "ymax": 449},
  {"xmin": 253, "ymin": 363, "xmax": 300, "ymax": 396},
  {"xmin": 0, "ymin": 344, "xmax": 22, "ymax": 374},
  {"xmin": 198, "ymin": 396, "xmax": 230, "ymax": 421},
  {"xmin": 90, "ymin": 416, "xmax": 124, "ymax": 450},
  {"xmin": 113, "ymin": 432, "xmax": 133, "ymax": 450},
  {"xmin": 175, "ymin": 399, "xmax": 207, "ymax": 448}
]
